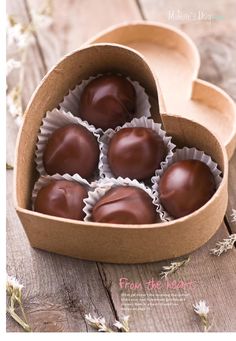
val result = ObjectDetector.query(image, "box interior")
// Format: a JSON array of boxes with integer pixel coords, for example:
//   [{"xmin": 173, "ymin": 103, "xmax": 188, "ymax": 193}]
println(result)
[
  {"xmin": 85, "ymin": 22, "xmax": 236, "ymax": 158},
  {"xmin": 14, "ymin": 42, "xmax": 228, "ymax": 263}
]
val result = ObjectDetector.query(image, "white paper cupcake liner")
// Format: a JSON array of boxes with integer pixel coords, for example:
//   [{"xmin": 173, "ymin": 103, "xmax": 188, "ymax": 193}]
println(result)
[
  {"xmin": 151, "ymin": 147, "xmax": 223, "ymax": 222},
  {"xmin": 99, "ymin": 116, "xmax": 176, "ymax": 180},
  {"xmin": 59, "ymin": 73, "xmax": 151, "ymax": 132},
  {"xmin": 32, "ymin": 173, "xmax": 90, "ymax": 210},
  {"xmin": 83, "ymin": 176, "xmax": 160, "ymax": 223},
  {"xmin": 35, "ymin": 108, "xmax": 102, "ymax": 179}
]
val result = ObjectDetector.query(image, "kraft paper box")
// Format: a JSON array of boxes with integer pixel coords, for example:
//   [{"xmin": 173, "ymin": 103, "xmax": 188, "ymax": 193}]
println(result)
[{"xmin": 14, "ymin": 43, "xmax": 228, "ymax": 264}]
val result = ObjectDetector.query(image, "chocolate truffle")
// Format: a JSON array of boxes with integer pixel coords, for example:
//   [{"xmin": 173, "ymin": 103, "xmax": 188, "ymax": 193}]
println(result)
[
  {"xmin": 80, "ymin": 75, "xmax": 136, "ymax": 130},
  {"xmin": 108, "ymin": 127, "xmax": 166, "ymax": 180},
  {"xmin": 34, "ymin": 180, "xmax": 87, "ymax": 220},
  {"xmin": 159, "ymin": 160, "xmax": 216, "ymax": 218},
  {"xmin": 91, "ymin": 186, "xmax": 156, "ymax": 224},
  {"xmin": 43, "ymin": 124, "xmax": 99, "ymax": 179}
]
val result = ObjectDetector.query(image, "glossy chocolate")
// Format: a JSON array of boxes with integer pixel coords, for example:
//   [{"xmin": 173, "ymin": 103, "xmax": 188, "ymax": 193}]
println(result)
[
  {"xmin": 34, "ymin": 180, "xmax": 87, "ymax": 220},
  {"xmin": 91, "ymin": 186, "xmax": 157, "ymax": 224},
  {"xmin": 159, "ymin": 160, "xmax": 216, "ymax": 218},
  {"xmin": 108, "ymin": 127, "xmax": 166, "ymax": 180},
  {"xmin": 80, "ymin": 75, "xmax": 136, "ymax": 130},
  {"xmin": 43, "ymin": 124, "xmax": 99, "ymax": 179}
]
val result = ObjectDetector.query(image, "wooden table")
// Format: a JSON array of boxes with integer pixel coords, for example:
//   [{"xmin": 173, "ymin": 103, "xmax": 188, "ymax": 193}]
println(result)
[{"xmin": 7, "ymin": 0, "xmax": 236, "ymax": 332}]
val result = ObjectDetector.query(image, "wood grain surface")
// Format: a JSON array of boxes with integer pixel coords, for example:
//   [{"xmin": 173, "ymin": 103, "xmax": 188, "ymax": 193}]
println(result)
[{"xmin": 6, "ymin": 0, "xmax": 236, "ymax": 332}]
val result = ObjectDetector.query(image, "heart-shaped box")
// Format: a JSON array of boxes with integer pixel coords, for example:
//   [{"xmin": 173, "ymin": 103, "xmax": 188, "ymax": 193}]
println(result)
[
  {"xmin": 85, "ymin": 21, "xmax": 236, "ymax": 159},
  {"xmin": 14, "ymin": 43, "xmax": 228, "ymax": 264}
]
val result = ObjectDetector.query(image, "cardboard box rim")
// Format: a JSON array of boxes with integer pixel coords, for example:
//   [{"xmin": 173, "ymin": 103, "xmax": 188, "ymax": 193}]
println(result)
[
  {"xmin": 84, "ymin": 20, "xmax": 201, "ymax": 80},
  {"xmin": 84, "ymin": 21, "xmax": 236, "ymax": 159},
  {"xmin": 14, "ymin": 43, "xmax": 228, "ymax": 263}
]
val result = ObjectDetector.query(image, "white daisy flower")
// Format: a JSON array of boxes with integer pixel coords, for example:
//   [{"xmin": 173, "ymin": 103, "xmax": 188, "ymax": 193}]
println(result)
[
  {"xmin": 193, "ymin": 300, "xmax": 211, "ymax": 332},
  {"xmin": 113, "ymin": 315, "xmax": 130, "ymax": 332},
  {"xmin": 193, "ymin": 300, "xmax": 209, "ymax": 317},
  {"xmin": 6, "ymin": 275, "xmax": 23, "ymax": 292},
  {"xmin": 113, "ymin": 320, "xmax": 123, "ymax": 329},
  {"xmin": 85, "ymin": 313, "xmax": 112, "ymax": 332},
  {"xmin": 16, "ymin": 29, "xmax": 34, "ymax": 49},
  {"xmin": 31, "ymin": 10, "xmax": 53, "ymax": 28},
  {"xmin": 7, "ymin": 92, "xmax": 22, "ymax": 118},
  {"xmin": 7, "ymin": 22, "xmax": 22, "ymax": 46},
  {"xmin": 6, "ymin": 59, "xmax": 21, "ymax": 76},
  {"xmin": 7, "ymin": 18, "xmax": 34, "ymax": 49}
]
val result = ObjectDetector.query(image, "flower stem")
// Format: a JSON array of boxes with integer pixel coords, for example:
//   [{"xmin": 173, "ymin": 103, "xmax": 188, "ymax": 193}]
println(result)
[
  {"xmin": 7, "ymin": 307, "xmax": 31, "ymax": 332},
  {"xmin": 19, "ymin": 303, "xmax": 30, "ymax": 327},
  {"xmin": 202, "ymin": 315, "xmax": 210, "ymax": 332}
]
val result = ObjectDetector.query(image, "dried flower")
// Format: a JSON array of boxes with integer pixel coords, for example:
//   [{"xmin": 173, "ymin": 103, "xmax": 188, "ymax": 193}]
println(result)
[
  {"xmin": 7, "ymin": 86, "xmax": 23, "ymax": 118},
  {"xmin": 159, "ymin": 256, "xmax": 190, "ymax": 279},
  {"xmin": 6, "ymin": 163, "xmax": 14, "ymax": 170},
  {"xmin": 193, "ymin": 300, "xmax": 210, "ymax": 332},
  {"xmin": 6, "ymin": 89, "xmax": 24, "ymax": 125},
  {"xmin": 193, "ymin": 300, "xmax": 209, "ymax": 316},
  {"xmin": 7, "ymin": 1, "xmax": 54, "ymax": 129},
  {"xmin": 85, "ymin": 313, "xmax": 113, "ymax": 332},
  {"xmin": 114, "ymin": 315, "xmax": 130, "ymax": 332},
  {"xmin": 6, "ymin": 275, "xmax": 31, "ymax": 332},
  {"xmin": 6, "ymin": 59, "xmax": 21, "ymax": 76},
  {"xmin": 7, "ymin": 16, "xmax": 34, "ymax": 49},
  {"xmin": 231, "ymin": 209, "xmax": 236, "ymax": 223},
  {"xmin": 31, "ymin": 10, "xmax": 53, "ymax": 28},
  {"xmin": 6, "ymin": 275, "xmax": 24, "ymax": 295},
  {"xmin": 210, "ymin": 234, "xmax": 236, "ymax": 256},
  {"xmin": 31, "ymin": 0, "xmax": 53, "ymax": 28}
]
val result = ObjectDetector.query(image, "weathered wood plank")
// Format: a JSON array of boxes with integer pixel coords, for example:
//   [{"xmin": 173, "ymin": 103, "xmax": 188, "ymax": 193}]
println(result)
[
  {"xmin": 26, "ymin": 0, "xmax": 141, "ymax": 69},
  {"xmin": 99, "ymin": 223, "xmax": 236, "ymax": 332}
]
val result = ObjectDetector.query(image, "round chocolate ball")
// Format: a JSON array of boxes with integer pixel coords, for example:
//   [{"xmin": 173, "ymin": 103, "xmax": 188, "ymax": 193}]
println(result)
[
  {"xmin": 107, "ymin": 127, "xmax": 166, "ymax": 180},
  {"xmin": 91, "ymin": 186, "xmax": 157, "ymax": 224},
  {"xmin": 34, "ymin": 180, "xmax": 87, "ymax": 220},
  {"xmin": 159, "ymin": 160, "xmax": 216, "ymax": 218},
  {"xmin": 80, "ymin": 75, "xmax": 136, "ymax": 130},
  {"xmin": 43, "ymin": 124, "xmax": 99, "ymax": 179}
]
